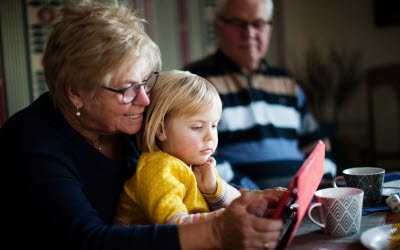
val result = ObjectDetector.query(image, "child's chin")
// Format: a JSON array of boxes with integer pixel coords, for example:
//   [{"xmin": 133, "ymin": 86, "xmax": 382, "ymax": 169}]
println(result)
[{"xmin": 192, "ymin": 158, "xmax": 209, "ymax": 166}]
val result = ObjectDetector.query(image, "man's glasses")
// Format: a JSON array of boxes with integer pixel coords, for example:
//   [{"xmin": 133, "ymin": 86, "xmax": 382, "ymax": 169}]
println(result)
[
  {"xmin": 219, "ymin": 16, "xmax": 273, "ymax": 30},
  {"xmin": 101, "ymin": 71, "xmax": 159, "ymax": 104}
]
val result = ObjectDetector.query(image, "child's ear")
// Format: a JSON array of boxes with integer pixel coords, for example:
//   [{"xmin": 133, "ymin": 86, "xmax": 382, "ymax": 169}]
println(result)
[{"xmin": 156, "ymin": 125, "xmax": 167, "ymax": 142}]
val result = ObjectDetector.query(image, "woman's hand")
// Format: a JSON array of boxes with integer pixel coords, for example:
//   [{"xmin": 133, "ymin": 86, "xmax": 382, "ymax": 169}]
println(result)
[
  {"xmin": 192, "ymin": 157, "xmax": 217, "ymax": 195},
  {"xmin": 178, "ymin": 191, "xmax": 284, "ymax": 249},
  {"xmin": 240, "ymin": 187, "xmax": 289, "ymax": 218},
  {"xmin": 212, "ymin": 191, "xmax": 284, "ymax": 249}
]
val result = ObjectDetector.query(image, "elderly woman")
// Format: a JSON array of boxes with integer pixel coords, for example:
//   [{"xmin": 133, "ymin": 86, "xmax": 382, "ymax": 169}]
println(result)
[{"xmin": 0, "ymin": 0, "xmax": 283, "ymax": 249}]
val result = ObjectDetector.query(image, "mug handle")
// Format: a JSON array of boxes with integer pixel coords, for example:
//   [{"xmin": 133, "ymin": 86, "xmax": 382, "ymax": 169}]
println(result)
[
  {"xmin": 332, "ymin": 176, "xmax": 344, "ymax": 188},
  {"xmin": 307, "ymin": 203, "xmax": 325, "ymax": 228}
]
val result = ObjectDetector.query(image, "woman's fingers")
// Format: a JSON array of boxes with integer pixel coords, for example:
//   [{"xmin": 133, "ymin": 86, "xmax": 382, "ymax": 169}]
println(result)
[
  {"xmin": 246, "ymin": 216, "xmax": 283, "ymax": 249},
  {"xmin": 213, "ymin": 191, "xmax": 284, "ymax": 249},
  {"xmin": 253, "ymin": 188, "xmax": 290, "ymax": 208},
  {"xmin": 251, "ymin": 214, "xmax": 284, "ymax": 233},
  {"xmin": 249, "ymin": 224, "xmax": 282, "ymax": 250}
]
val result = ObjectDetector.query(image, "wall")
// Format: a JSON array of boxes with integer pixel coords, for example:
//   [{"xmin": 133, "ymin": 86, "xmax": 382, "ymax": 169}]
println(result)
[
  {"xmin": 282, "ymin": 0, "xmax": 400, "ymax": 168},
  {"xmin": 152, "ymin": 0, "xmax": 181, "ymax": 71},
  {"xmin": 283, "ymin": 0, "xmax": 400, "ymax": 68},
  {"xmin": 142, "ymin": 0, "xmax": 207, "ymax": 71},
  {"xmin": 0, "ymin": 0, "xmax": 31, "ymax": 118}
]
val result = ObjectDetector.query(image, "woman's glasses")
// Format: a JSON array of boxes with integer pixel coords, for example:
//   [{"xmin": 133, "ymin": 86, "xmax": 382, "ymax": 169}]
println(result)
[{"xmin": 102, "ymin": 72, "xmax": 159, "ymax": 104}]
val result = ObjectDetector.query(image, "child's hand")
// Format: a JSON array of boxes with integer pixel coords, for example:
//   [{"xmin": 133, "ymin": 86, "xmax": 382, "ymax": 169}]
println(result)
[{"xmin": 192, "ymin": 157, "xmax": 217, "ymax": 195}]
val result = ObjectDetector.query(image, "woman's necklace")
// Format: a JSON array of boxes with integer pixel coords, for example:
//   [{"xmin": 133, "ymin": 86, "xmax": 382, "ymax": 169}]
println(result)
[
  {"xmin": 60, "ymin": 109, "xmax": 104, "ymax": 151},
  {"xmin": 87, "ymin": 139, "xmax": 102, "ymax": 151},
  {"xmin": 93, "ymin": 141, "xmax": 102, "ymax": 151}
]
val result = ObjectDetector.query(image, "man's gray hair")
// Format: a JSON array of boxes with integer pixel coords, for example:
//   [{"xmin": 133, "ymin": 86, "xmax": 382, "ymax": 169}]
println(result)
[{"xmin": 214, "ymin": 0, "xmax": 274, "ymax": 18}]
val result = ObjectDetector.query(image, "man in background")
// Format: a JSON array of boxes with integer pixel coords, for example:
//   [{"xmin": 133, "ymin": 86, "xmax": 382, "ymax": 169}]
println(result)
[{"xmin": 184, "ymin": 0, "xmax": 336, "ymax": 189}]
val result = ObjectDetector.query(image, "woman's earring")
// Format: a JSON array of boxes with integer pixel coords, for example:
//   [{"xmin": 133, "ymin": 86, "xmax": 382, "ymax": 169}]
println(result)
[{"xmin": 76, "ymin": 106, "xmax": 81, "ymax": 117}]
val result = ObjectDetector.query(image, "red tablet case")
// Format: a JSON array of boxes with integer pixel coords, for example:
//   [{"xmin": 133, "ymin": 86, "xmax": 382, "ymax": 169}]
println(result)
[{"xmin": 272, "ymin": 140, "xmax": 325, "ymax": 249}]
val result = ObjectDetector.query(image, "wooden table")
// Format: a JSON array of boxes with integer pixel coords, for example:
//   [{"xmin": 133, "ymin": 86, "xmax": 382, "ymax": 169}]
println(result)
[
  {"xmin": 286, "ymin": 172, "xmax": 400, "ymax": 249},
  {"xmin": 287, "ymin": 177, "xmax": 400, "ymax": 249},
  {"xmin": 386, "ymin": 210, "xmax": 400, "ymax": 224},
  {"xmin": 287, "ymin": 210, "xmax": 399, "ymax": 249}
]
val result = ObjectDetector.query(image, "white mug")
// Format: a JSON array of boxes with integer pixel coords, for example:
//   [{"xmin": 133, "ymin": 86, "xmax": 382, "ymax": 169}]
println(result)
[{"xmin": 308, "ymin": 187, "xmax": 364, "ymax": 236}]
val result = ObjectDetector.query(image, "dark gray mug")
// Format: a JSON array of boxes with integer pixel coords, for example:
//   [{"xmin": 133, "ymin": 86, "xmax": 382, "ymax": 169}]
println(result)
[{"xmin": 333, "ymin": 167, "xmax": 385, "ymax": 207}]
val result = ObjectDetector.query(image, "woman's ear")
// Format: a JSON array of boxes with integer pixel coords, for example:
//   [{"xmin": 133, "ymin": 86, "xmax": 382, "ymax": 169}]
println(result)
[
  {"xmin": 156, "ymin": 125, "xmax": 167, "ymax": 142},
  {"xmin": 65, "ymin": 85, "xmax": 84, "ymax": 108}
]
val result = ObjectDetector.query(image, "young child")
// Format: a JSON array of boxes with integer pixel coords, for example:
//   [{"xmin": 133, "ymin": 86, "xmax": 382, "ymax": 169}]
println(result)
[{"xmin": 114, "ymin": 70, "xmax": 241, "ymax": 225}]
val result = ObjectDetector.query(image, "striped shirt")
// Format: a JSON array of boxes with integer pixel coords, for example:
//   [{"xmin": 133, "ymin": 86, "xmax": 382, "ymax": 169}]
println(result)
[{"xmin": 184, "ymin": 50, "xmax": 336, "ymax": 189}]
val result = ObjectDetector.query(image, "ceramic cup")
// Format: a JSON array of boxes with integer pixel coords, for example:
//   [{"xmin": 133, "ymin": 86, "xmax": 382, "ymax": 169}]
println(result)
[
  {"xmin": 386, "ymin": 194, "xmax": 400, "ymax": 213},
  {"xmin": 332, "ymin": 167, "xmax": 385, "ymax": 207},
  {"xmin": 308, "ymin": 187, "xmax": 364, "ymax": 237}
]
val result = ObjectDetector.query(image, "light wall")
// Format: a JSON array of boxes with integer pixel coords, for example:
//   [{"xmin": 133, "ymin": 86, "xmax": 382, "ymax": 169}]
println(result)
[
  {"xmin": 281, "ymin": 0, "xmax": 400, "ymax": 166},
  {"xmin": 283, "ymin": 0, "xmax": 400, "ymax": 68},
  {"xmin": 0, "ymin": 0, "xmax": 31, "ymax": 117},
  {"xmin": 283, "ymin": 0, "xmax": 400, "ymax": 124}
]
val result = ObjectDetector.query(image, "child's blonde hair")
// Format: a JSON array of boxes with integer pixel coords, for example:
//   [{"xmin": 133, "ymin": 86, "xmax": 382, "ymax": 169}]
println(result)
[{"xmin": 138, "ymin": 70, "xmax": 222, "ymax": 152}]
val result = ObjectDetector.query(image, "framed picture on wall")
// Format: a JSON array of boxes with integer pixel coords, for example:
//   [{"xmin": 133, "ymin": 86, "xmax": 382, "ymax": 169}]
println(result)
[
  {"xmin": 25, "ymin": 0, "xmax": 65, "ymax": 100},
  {"xmin": 202, "ymin": 0, "xmax": 218, "ymax": 54},
  {"xmin": 373, "ymin": 0, "xmax": 400, "ymax": 27}
]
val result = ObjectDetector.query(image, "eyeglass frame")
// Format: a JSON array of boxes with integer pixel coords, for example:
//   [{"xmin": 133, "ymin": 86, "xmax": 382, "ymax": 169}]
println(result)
[
  {"xmin": 219, "ymin": 16, "xmax": 273, "ymax": 30},
  {"xmin": 101, "ymin": 71, "xmax": 159, "ymax": 104}
]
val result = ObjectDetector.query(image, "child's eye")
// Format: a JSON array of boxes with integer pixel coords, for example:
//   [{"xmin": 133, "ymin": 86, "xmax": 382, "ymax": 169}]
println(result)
[
  {"xmin": 192, "ymin": 126, "xmax": 202, "ymax": 131},
  {"xmin": 212, "ymin": 124, "xmax": 218, "ymax": 129}
]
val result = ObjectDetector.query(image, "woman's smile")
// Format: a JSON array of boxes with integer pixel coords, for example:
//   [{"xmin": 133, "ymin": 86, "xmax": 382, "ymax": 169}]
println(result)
[{"xmin": 124, "ymin": 113, "xmax": 141, "ymax": 120}]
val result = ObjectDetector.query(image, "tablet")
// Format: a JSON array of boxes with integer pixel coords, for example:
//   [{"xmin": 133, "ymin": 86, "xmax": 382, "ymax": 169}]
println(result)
[{"xmin": 272, "ymin": 140, "xmax": 325, "ymax": 250}]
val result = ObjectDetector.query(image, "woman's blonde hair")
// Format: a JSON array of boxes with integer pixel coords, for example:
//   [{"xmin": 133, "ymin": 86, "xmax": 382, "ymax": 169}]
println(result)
[
  {"xmin": 42, "ymin": 0, "xmax": 161, "ymax": 109},
  {"xmin": 138, "ymin": 70, "xmax": 222, "ymax": 153}
]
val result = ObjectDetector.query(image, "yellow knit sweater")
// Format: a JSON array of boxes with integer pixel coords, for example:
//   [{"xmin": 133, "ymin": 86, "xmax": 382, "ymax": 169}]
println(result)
[{"xmin": 115, "ymin": 151, "xmax": 237, "ymax": 225}]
